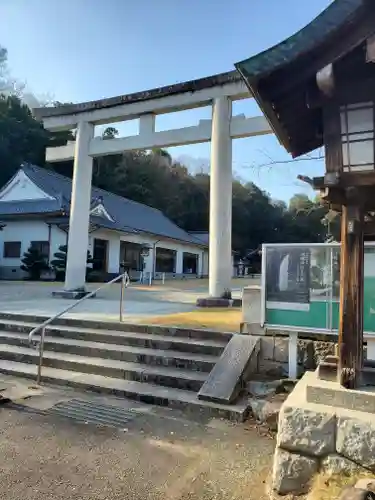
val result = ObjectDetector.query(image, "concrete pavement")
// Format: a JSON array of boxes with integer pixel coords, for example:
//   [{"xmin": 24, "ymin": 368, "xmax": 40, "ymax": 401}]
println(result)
[
  {"xmin": 0, "ymin": 374, "xmax": 274, "ymax": 500},
  {"xmin": 0, "ymin": 279, "xmax": 257, "ymax": 322}
]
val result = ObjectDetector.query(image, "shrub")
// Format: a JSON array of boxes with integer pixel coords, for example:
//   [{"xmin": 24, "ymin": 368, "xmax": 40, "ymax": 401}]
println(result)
[
  {"xmin": 50, "ymin": 244, "xmax": 94, "ymax": 281},
  {"xmin": 21, "ymin": 246, "xmax": 49, "ymax": 281}
]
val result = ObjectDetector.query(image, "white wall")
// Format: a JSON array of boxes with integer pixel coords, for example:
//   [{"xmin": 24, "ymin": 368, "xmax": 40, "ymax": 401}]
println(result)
[
  {"xmin": 0, "ymin": 220, "xmax": 67, "ymax": 279},
  {"xmin": 50, "ymin": 225, "xmax": 67, "ymax": 260},
  {"xmin": 0, "ymin": 220, "xmax": 47, "ymax": 267},
  {"xmin": 0, "ymin": 220, "xmax": 207, "ymax": 280}
]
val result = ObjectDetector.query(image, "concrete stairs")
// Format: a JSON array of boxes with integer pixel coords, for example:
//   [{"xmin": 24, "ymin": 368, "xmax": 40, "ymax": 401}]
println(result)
[{"xmin": 0, "ymin": 313, "xmax": 250, "ymax": 420}]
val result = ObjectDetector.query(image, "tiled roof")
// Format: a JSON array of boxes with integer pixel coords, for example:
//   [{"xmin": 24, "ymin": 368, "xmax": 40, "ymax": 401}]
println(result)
[
  {"xmin": 0, "ymin": 164, "xmax": 206, "ymax": 247},
  {"xmin": 0, "ymin": 198, "xmax": 63, "ymax": 215},
  {"xmin": 235, "ymin": 0, "xmax": 370, "ymax": 157},
  {"xmin": 189, "ymin": 232, "xmax": 209, "ymax": 245},
  {"xmin": 235, "ymin": 0, "xmax": 362, "ymax": 82}
]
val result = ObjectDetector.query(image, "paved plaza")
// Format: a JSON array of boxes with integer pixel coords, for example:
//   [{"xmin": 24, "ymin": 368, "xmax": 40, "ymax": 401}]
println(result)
[
  {"xmin": 0, "ymin": 278, "xmax": 258, "ymax": 322},
  {"xmin": 0, "ymin": 374, "xmax": 273, "ymax": 500}
]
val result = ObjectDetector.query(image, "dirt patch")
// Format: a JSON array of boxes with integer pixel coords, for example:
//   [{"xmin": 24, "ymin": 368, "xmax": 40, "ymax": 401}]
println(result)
[
  {"xmin": 0, "ymin": 401, "xmax": 274, "ymax": 500},
  {"xmin": 144, "ymin": 308, "xmax": 242, "ymax": 332}
]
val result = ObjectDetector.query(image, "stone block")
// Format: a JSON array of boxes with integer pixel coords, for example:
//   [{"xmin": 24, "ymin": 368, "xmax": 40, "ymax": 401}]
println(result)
[
  {"xmin": 272, "ymin": 448, "xmax": 318, "ymax": 495},
  {"xmin": 247, "ymin": 379, "xmax": 283, "ymax": 398},
  {"xmin": 355, "ymin": 479, "xmax": 375, "ymax": 492},
  {"xmin": 313, "ymin": 340, "xmax": 336, "ymax": 364},
  {"xmin": 277, "ymin": 405, "xmax": 336, "ymax": 456},
  {"xmin": 198, "ymin": 335, "xmax": 259, "ymax": 404},
  {"xmin": 307, "ymin": 384, "xmax": 375, "ymax": 414},
  {"xmin": 52, "ymin": 289, "xmax": 95, "ymax": 299},
  {"xmin": 274, "ymin": 338, "xmax": 288, "ymax": 363},
  {"xmin": 241, "ymin": 286, "xmax": 261, "ymax": 324},
  {"xmin": 249, "ymin": 397, "xmax": 284, "ymax": 431},
  {"xmin": 257, "ymin": 359, "xmax": 288, "ymax": 378},
  {"xmin": 297, "ymin": 339, "xmax": 315, "ymax": 369},
  {"xmin": 196, "ymin": 297, "xmax": 234, "ymax": 308},
  {"xmin": 321, "ymin": 454, "xmax": 366, "ymax": 476},
  {"xmin": 338, "ymin": 486, "xmax": 375, "ymax": 500},
  {"xmin": 260, "ymin": 337, "xmax": 274, "ymax": 361},
  {"xmin": 337, "ymin": 416, "xmax": 375, "ymax": 470}
]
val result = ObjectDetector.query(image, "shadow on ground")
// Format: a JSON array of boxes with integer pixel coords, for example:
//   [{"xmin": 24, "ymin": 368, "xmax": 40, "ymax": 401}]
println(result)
[{"xmin": 0, "ymin": 385, "xmax": 273, "ymax": 500}]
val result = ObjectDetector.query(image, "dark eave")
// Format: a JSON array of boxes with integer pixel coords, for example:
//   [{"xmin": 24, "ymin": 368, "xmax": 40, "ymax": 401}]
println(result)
[
  {"xmin": 0, "ymin": 211, "xmax": 65, "ymax": 220},
  {"xmin": 235, "ymin": 0, "xmax": 375, "ymax": 157},
  {"xmin": 34, "ymin": 71, "xmax": 240, "ymax": 119}
]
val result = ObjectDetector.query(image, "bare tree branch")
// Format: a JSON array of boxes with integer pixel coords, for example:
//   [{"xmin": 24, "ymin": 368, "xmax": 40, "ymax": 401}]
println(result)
[{"xmin": 241, "ymin": 148, "xmax": 325, "ymax": 170}]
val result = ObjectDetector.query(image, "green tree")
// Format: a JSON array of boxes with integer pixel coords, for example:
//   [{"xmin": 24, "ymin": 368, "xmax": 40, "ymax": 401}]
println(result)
[
  {"xmin": 50, "ymin": 244, "xmax": 94, "ymax": 281},
  {"xmin": 0, "ymin": 93, "xmax": 73, "ymax": 187},
  {"xmin": 288, "ymin": 193, "xmax": 314, "ymax": 213},
  {"xmin": 20, "ymin": 246, "xmax": 49, "ymax": 281}
]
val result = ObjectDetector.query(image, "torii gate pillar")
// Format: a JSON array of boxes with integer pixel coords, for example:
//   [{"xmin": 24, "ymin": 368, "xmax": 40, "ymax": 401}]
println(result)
[{"xmin": 208, "ymin": 96, "xmax": 233, "ymax": 298}]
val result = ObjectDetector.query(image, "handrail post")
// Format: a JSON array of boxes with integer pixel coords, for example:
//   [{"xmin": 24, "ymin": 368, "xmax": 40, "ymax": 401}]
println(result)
[
  {"xmin": 119, "ymin": 273, "xmax": 125, "ymax": 322},
  {"xmin": 29, "ymin": 271, "xmax": 130, "ymax": 383},
  {"xmin": 37, "ymin": 327, "xmax": 45, "ymax": 385}
]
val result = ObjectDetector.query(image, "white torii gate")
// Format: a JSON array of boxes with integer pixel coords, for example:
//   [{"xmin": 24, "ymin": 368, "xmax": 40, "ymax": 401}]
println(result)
[{"xmin": 34, "ymin": 71, "xmax": 272, "ymax": 298}]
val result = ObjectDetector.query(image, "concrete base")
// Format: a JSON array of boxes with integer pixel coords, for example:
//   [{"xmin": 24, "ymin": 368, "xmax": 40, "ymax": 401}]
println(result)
[
  {"xmin": 52, "ymin": 289, "xmax": 95, "ymax": 300},
  {"xmin": 272, "ymin": 371, "xmax": 375, "ymax": 496},
  {"xmin": 196, "ymin": 297, "xmax": 242, "ymax": 308}
]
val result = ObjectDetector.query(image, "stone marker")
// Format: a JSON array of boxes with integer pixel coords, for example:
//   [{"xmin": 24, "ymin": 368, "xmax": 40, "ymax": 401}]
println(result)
[{"xmin": 198, "ymin": 335, "xmax": 259, "ymax": 404}]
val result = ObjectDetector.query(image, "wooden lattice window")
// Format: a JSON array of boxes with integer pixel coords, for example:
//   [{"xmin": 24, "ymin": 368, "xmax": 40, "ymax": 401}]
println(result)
[{"xmin": 340, "ymin": 102, "xmax": 375, "ymax": 172}]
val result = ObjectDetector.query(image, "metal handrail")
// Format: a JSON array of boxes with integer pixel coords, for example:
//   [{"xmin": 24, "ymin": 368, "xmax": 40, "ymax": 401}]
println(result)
[{"xmin": 29, "ymin": 271, "xmax": 130, "ymax": 384}]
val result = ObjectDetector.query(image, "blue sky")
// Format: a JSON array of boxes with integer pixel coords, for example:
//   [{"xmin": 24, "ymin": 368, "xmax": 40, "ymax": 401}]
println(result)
[{"xmin": 0, "ymin": 0, "xmax": 332, "ymax": 202}]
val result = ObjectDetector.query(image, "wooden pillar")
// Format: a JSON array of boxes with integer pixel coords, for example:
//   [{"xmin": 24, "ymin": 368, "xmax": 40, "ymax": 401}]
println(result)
[{"xmin": 337, "ymin": 203, "xmax": 364, "ymax": 388}]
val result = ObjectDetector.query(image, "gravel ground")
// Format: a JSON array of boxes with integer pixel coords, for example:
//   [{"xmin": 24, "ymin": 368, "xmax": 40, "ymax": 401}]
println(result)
[{"xmin": 0, "ymin": 403, "xmax": 274, "ymax": 500}]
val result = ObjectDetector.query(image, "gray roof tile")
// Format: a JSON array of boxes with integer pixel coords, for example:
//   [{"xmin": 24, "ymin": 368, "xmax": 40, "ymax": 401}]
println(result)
[
  {"xmin": 0, "ymin": 198, "xmax": 63, "ymax": 215},
  {"xmin": 0, "ymin": 164, "xmax": 205, "ymax": 247}
]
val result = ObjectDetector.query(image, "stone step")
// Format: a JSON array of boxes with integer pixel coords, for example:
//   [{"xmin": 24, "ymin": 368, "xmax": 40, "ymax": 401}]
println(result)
[
  {"xmin": 0, "ymin": 359, "xmax": 249, "ymax": 421},
  {"xmin": 0, "ymin": 313, "xmax": 233, "ymax": 342},
  {"xmin": 0, "ymin": 332, "xmax": 218, "ymax": 372},
  {"xmin": 0, "ymin": 344, "xmax": 207, "ymax": 391},
  {"xmin": 0, "ymin": 319, "xmax": 226, "ymax": 356}
]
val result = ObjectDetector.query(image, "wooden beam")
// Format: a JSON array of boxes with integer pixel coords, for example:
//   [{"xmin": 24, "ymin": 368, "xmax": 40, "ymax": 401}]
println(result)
[
  {"xmin": 337, "ymin": 203, "xmax": 364, "ymax": 388},
  {"xmin": 323, "ymin": 104, "xmax": 342, "ymax": 173},
  {"xmin": 364, "ymin": 220, "xmax": 375, "ymax": 235},
  {"xmin": 342, "ymin": 171, "xmax": 375, "ymax": 188}
]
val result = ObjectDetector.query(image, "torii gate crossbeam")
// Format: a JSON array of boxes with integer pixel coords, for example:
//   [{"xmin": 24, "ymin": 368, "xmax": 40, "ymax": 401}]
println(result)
[{"xmin": 34, "ymin": 70, "xmax": 272, "ymax": 298}]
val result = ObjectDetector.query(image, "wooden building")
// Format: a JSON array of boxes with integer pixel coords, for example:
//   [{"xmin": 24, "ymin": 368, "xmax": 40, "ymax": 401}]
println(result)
[{"xmin": 236, "ymin": 0, "xmax": 375, "ymax": 388}]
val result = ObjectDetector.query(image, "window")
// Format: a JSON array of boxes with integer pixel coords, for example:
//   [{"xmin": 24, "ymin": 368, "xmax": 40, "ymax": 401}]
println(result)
[
  {"xmin": 3, "ymin": 241, "xmax": 21, "ymax": 258},
  {"xmin": 155, "ymin": 248, "xmax": 176, "ymax": 273},
  {"xmin": 120, "ymin": 242, "xmax": 142, "ymax": 271},
  {"xmin": 340, "ymin": 102, "xmax": 375, "ymax": 172},
  {"xmin": 183, "ymin": 252, "xmax": 198, "ymax": 274},
  {"xmin": 31, "ymin": 241, "xmax": 50, "ymax": 259}
]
